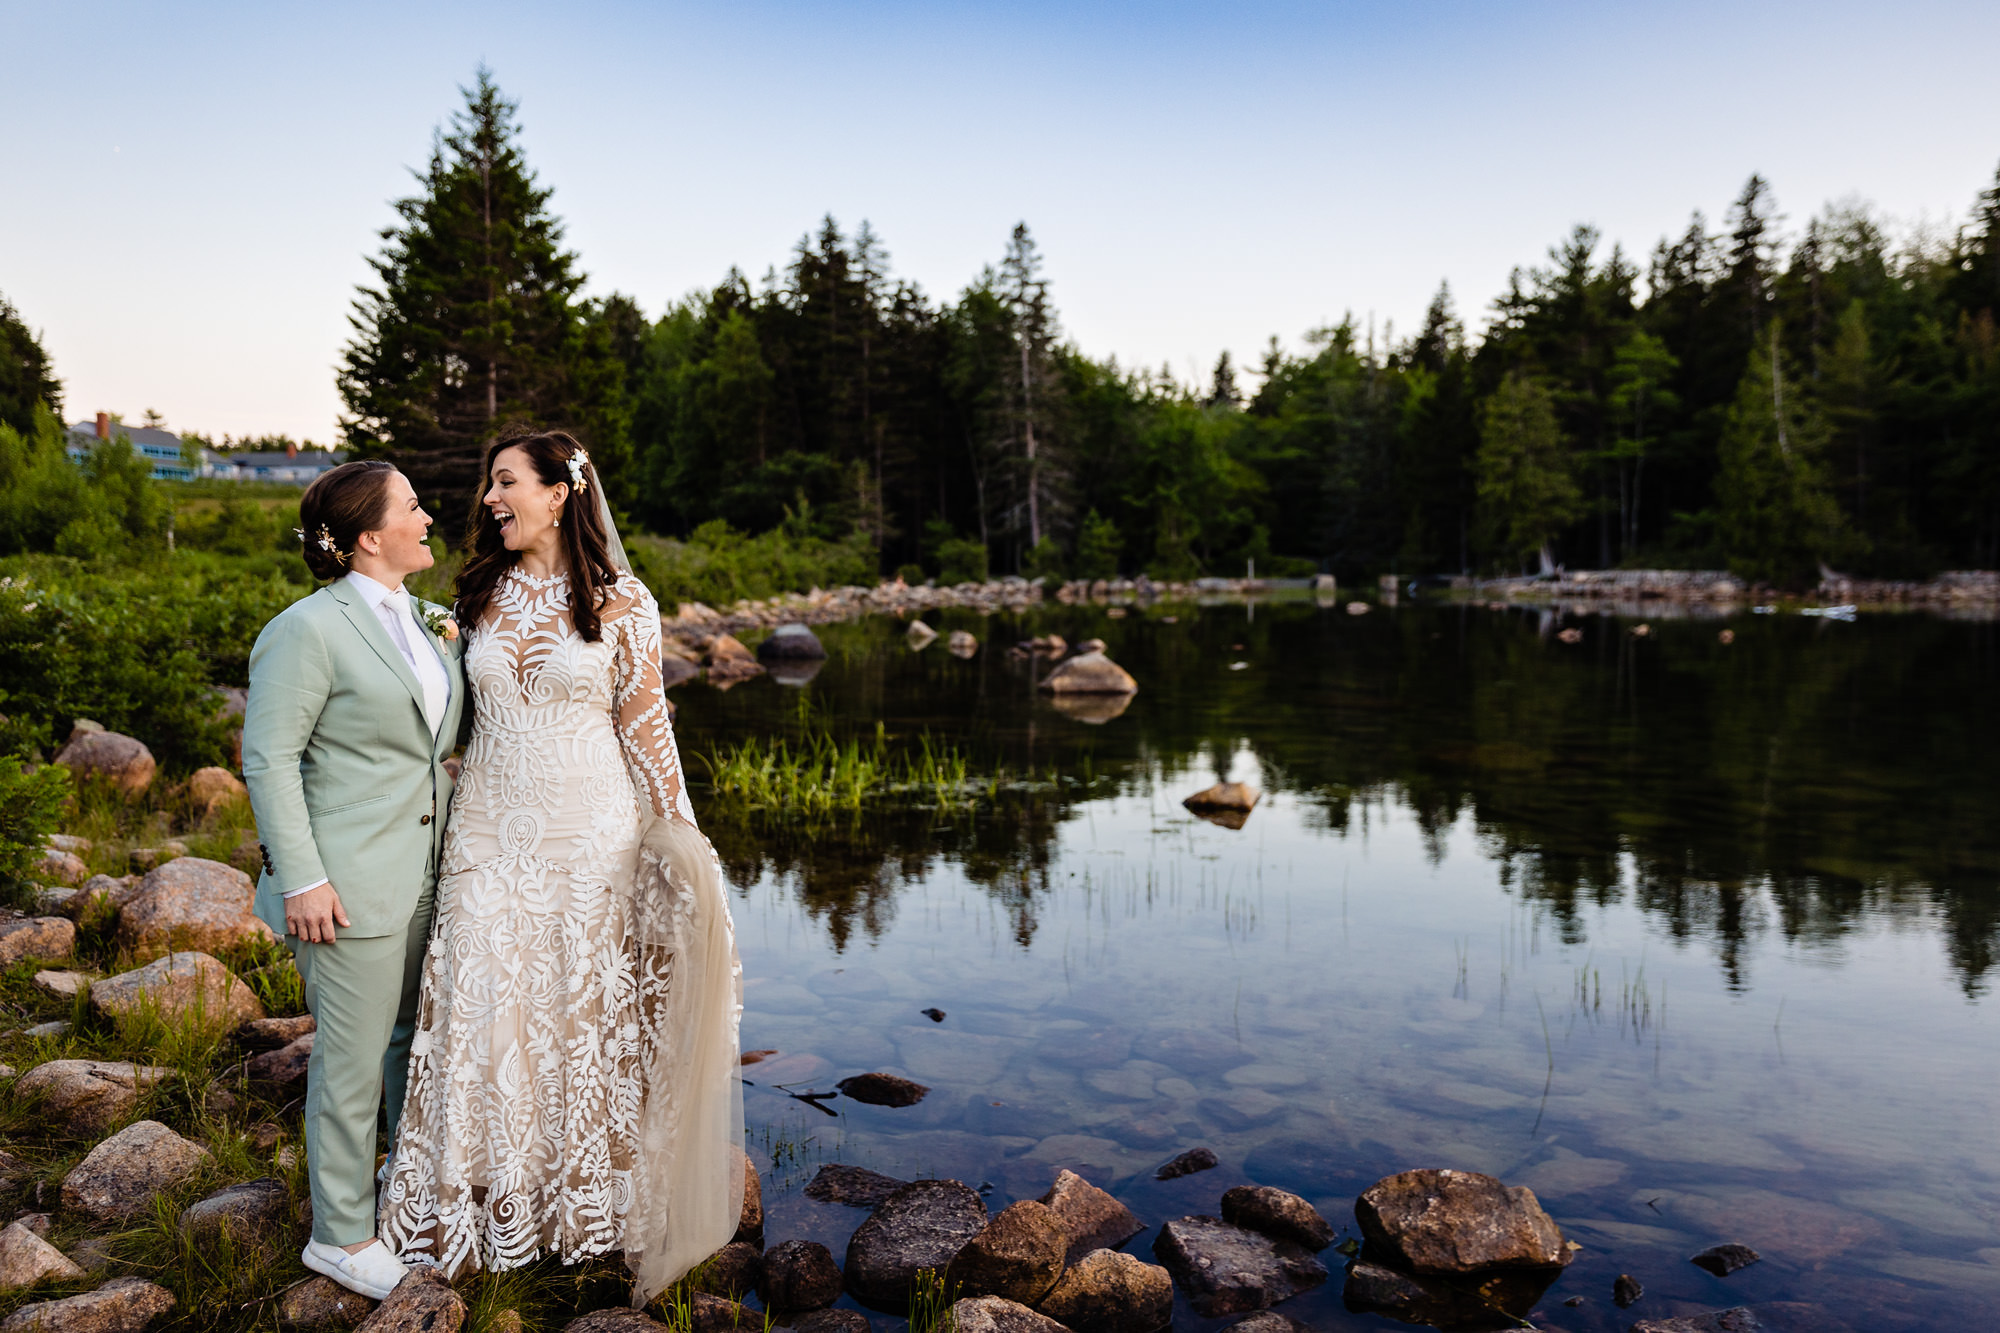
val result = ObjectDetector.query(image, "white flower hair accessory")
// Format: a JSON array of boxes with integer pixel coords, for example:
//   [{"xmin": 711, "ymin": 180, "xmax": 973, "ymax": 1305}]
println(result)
[
  {"xmin": 293, "ymin": 524, "xmax": 349, "ymax": 565},
  {"xmin": 567, "ymin": 449, "xmax": 590, "ymax": 494}
]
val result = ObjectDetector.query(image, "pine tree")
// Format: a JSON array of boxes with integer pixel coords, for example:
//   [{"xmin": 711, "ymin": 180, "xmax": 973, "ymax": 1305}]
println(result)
[
  {"xmin": 338, "ymin": 68, "xmax": 626, "ymax": 497},
  {"xmin": 1713, "ymin": 321, "xmax": 1849, "ymax": 584},
  {"xmin": 0, "ymin": 293, "xmax": 61, "ymax": 436},
  {"xmin": 1606, "ymin": 330, "xmax": 1679, "ymax": 558},
  {"xmin": 1207, "ymin": 352, "xmax": 1241, "ymax": 408},
  {"xmin": 999, "ymin": 223, "xmax": 1064, "ymax": 553},
  {"xmin": 1476, "ymin": 372, "xmax": 1580, "ymax": 573}
]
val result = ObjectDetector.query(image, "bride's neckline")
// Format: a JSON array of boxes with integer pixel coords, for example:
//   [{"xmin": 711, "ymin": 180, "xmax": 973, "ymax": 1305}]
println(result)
[{"xmin": 506, "ymin": 565, "xmax": 566, "ymax": 589}]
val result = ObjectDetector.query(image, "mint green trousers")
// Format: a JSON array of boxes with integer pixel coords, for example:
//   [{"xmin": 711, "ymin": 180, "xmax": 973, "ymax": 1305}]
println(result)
[{"xmin": 291, "ymin": 883, "xmax": 433, "ymax": 1245}]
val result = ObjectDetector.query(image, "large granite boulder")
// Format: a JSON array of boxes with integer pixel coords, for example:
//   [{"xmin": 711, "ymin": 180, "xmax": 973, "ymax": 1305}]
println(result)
[
  {"xmin": 0, "ymin": 1220, "xmax": 86, "ymax": 1291},
  {"xmin": 946, "ymin": 1200, "xmax": 1068, "ymax": 1305},
  {"xmin": 758, "ymin": 1239, "xmax": 842, "ymax": 1313},
  {"xmin": 353, "ymin": 1269, "xmax": 463, "ymax": 1333},
  {"xmin": 114, "ymin": 858, "xmax": 275, "ymax": 962},
  {"xmin": 1152, "ymin": 1215, "xmax": 1327, "ymax": 1317},
  {"xmin": 53, "ymin": 727, "xmax": 156, "ymax": 796},
  {"xmin": 276, "ymin": 1276, "xmax": 376, "ymax": 1330},
  {"xmin": 180, "ymin": 1178, "xmax": 289, "ymax": 1249},
  {"xmin": 1220, "ymin": 1185, "xmax": 1334, "ymax": 1251},
  {"xmin": 14, "ymin": 1060, "xmax": 173, "ymax": 1135},
  {"xmin": 246, "ymin": 1033, "xmax": 314, "ymax": 1093},
  {"xmin": 0, "ymin": 916, "xmax": 76, "ymax": 967},
  {"xmin": 90, "ymin": 952, "xmax": 265, "ymax": 1030},
  {"xmin": 946, "ymin": 1296, "xmax": 1070, "ymax": 1333},
  {"xmin": 0, "ymin": 1276, "xmax": 175, "ymax": 1333},
  {"xmin": 1038, "ymin": 1169, "xmax": 1143, "ymax": 1263},
  {"xmin": 1354, "ymin": 1169, "xmax": 1572, "ymax": 1273},
  {"xmin": 61, "ymin": 1121, "xmax": 211, "ymax": 1225},
  {"xmin": 845, "ymin": 1179, "xmax": 989, "ymax": 1310},
  {"xmin": 186, "ymin": 767, "xmax": 249, "ymax": 817},
  {"xmin": 687, "ymin": 1294, "xmax": 761, "ymax": 1333},
  {"xmin": 31, "ymin": 849, "xmax": 88, "ymax": 887},
  {"xmin": 690, "ymin": 1242, "xmax": 761, "ymax": 1300},
  {"xmin": 704, "ymin": 635, "xmax": 765, "ymax": 686},
  {"xmin": 1039, "ymin": 652, "xmax": 1137, "ymax": 696},
  {"xmin": 1036, "ymin": 1249, "xmax": 1172, "ymax": 1333}
]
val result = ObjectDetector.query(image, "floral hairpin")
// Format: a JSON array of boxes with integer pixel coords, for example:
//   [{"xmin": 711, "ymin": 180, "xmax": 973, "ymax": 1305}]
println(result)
[
  {"xmin": 294, "ymin": 524, "xmax": 350, "ymax": 564},
  {"xmin": 567, "ymin": 449, "xmax": 590, "ymax": 494}
]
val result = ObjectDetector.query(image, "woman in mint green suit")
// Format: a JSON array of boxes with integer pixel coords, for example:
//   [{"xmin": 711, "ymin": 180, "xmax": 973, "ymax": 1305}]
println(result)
[{"xmin": 241, "ymin": 460, "xmax": 465, "ymax": 1300}]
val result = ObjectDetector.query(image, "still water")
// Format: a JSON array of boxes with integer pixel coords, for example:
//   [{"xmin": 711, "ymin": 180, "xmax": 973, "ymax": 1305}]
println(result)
[{"xmin": 673, "ymin": 598, "xmax": 2000, "ymax": 1330}]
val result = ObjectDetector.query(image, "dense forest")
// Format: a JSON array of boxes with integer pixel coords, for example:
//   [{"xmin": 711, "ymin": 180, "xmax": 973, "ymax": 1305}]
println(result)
[{"xmin": 14, "ymin": 71, "xmax": 2000, "ymax": 585}]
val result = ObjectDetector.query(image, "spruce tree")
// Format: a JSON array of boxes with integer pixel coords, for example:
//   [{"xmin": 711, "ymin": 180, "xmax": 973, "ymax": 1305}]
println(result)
[
  {"xmin": 1475, "ymin": 372, "xmax": 1580, "ymax": 573},
  {"xmin": 0, "ymin": 293, "xmax": 61, "ymax": 436},
  {"xmin": 339, "ymin": 68, "xmax": 627, "ymax": 498},
  {"xmin": 1713, "ymin": 322, "xmax": 1848, "ymax": 584}
]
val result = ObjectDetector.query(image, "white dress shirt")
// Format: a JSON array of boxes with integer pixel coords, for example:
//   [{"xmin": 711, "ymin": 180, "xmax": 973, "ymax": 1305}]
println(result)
[{"xmin": 285, "ymin": 571, "xmax": 452, "ymax": 898}]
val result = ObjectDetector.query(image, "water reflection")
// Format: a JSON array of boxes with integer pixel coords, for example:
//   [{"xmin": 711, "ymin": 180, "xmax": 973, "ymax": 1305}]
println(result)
[{"xmin": 684, "ymin": 602, "xmax": 2000, "ymax": 994}]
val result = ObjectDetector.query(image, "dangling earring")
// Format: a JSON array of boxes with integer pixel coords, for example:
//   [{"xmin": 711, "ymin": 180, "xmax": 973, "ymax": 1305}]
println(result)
[{"xmin": 553, "ymin": 514, "xmax": 561, "ymax": 528}]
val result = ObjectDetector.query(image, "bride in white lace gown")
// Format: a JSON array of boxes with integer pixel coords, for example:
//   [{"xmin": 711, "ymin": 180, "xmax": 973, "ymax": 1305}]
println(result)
[{"xmin": 380, "ymin": 433, "xmax": 742, "ymax": 1301}]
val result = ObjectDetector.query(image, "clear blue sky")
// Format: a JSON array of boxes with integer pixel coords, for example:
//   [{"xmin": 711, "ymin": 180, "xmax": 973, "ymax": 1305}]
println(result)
[{"xmin": 4, "ymin": 0, "xmax": 1997, "ymax": 443}]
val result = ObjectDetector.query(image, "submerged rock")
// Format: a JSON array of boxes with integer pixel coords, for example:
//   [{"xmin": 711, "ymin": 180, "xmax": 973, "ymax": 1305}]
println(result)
[
  {"xmin": 1038, "ymin": 1169, "xmax": 1143, "ymax": 1263},
  {"xmin": 1047, "ymin": 693, "xmax": 1133, "ymax": 725},
  {"xmin": 1355, "ymin": 1168, "xmax": 1572, "ymax": 1274},
  {"xmin": 945, "ymin": 1200, "xmax": 1068, "ymax": 1305},
  {"xmin": 837, "ymin": 1072, "xmax": 930, "ymax": 1107},
  {"xmin": 949, "ymin": 630, "xmax": 979, "ymax": 658},
  {"xmin": 1690, "ymin": 1243, "xmax": 1762, "ymax": 1276},
  {"xmin": 1040, "ymin": 652, "xmax": 1137, "ymax": 696},
  {"xmin": 1152, "ymin": 1215, "xmax": 1327, "ymax": 1317},
  {"xmin": 1183, "ymin": 782, "xmax": 1259, "ymax": 814},
  {"xmin": 1154, "ymin": 1147, "xmax": 1219, "ymax": 1180},
  {"xmin": 844, "ymin": 1179, "xmax": 988, "ymax": 1310},
  {"xmin": 1615, "ymin": 1272, "xmax": 1644, "ymax": 1307},
  {"xmin": 1629, "ymin": 1306, "xmax": 1842, "ymax": 1333},
  {"xmin": 806, "ymin": 1164, "xmax": 910, "ymax": 1208},
  {"xmin": 907, "ymin": 620, "xmax": 939, "ymax": 650},
  {"xmin": 1036, "ymin": 1249, "xmax": 1172, "ymax": 1333},
  {"xmin": 1342, "ymin": 1258, "xmax": 1559, "ymax": 1329}
]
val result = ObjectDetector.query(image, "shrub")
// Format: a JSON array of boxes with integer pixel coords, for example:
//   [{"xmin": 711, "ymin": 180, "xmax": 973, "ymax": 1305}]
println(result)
[
  {"xmin": 0, "ymin": 555, "xmax": 307, "ymax": 769},
  {"xmin": 625, "ymin": 515, "xmax": 875, "ymax": 610},
  {"xmin": 934, "ymin": 536, "xmax": 988, "ymax": 585},
  {"xmin": 0, "ymin": 753, "xmax": 69, "ymax": 896}
]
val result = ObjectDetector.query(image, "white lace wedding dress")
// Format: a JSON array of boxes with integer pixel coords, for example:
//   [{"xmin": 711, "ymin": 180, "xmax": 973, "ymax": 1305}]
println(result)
[{"xmin": 381, "ymin": 566, "xmax": 743, "ymax": 1298}]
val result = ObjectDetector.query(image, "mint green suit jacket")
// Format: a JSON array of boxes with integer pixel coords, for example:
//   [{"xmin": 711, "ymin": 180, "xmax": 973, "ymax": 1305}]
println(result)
[{"xmin": 242, "ymin": 579, "xmax": 467, "ymax": 938}]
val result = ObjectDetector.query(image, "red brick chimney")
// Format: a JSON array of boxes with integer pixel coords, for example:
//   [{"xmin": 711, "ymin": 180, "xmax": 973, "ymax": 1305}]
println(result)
[{"xmin": 95, "ymin": 412, "xmax": 109, "ymax": 439}]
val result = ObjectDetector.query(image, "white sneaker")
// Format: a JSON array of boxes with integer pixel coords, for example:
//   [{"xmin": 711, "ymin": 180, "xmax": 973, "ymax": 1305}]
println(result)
[{"xmin": 302, "ymin": 1239, "xmax": 409, "ymax": 1300}]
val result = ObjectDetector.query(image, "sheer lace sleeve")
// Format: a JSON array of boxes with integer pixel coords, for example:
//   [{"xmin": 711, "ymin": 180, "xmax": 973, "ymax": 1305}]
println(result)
[{"xmin": 608, "ymin": 575, "xmax": 698, "ymax": 825}]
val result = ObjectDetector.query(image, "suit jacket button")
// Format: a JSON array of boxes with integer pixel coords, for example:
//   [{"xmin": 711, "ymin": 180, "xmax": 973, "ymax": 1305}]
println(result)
[{"xmin": 420, "ymin": 814, "xmax": 432, "ymax": 825}]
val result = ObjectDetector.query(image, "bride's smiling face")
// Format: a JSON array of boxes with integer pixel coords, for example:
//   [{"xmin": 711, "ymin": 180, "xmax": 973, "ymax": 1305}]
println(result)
[{"xmin": 483, "ymin": 445, "xmax": 570, "ymax": 553}]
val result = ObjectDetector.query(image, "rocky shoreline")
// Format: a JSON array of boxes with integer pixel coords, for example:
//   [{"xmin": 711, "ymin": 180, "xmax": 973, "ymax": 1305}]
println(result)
[{"xmin": 1454, "ymin": 567, "xmax": 2000, "ymax": 609}]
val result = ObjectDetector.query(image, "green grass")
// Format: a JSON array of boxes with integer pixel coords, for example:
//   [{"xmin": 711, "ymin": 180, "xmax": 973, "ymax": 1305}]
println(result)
[{"xmin": 698, "ymin": 724, "xmax": 1006, "ymax": 821}]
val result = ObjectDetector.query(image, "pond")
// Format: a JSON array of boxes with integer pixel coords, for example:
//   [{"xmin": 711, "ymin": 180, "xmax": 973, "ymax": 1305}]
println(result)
[{"xmin": 672, "ymin": 597, "xmax": 2000, "ymax": 1331}]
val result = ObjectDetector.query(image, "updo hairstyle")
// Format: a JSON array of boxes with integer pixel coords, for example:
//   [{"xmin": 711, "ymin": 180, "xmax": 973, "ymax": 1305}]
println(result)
[{"xmin": 297, "ymin": 460, "xmax": 398, "ymax": 581}]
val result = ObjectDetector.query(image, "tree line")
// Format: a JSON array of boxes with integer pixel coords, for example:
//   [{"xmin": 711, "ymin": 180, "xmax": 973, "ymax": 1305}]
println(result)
[{"xmin": 12, "ymin": 69, "xmax": 2000, "ymax": 585}]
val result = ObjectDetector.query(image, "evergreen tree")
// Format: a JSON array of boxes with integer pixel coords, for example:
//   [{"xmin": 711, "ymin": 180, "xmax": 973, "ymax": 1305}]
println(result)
[
  {"xmin": 338, "ymin": 68, "xmax": 627, "ymax": 498},
  {"xmin": 1075, "ymin": 508, "xmax": 1122, "ymax": 579},
  {"xmin": 1605, "ymin": 331, "xmax": 1679, "ymax": 560},
  {"xmin": 999, "ymin": 223, "xmax": 1065, "ymax": 554},
  {"xmin": 1476, "ymin": 372, "xmax": 1580, "ymax": 572},
  {"xmin": 0, "ymin": 293, "xmax": 61, "ymax": 436},
  {"xmin": 1207, "ymin": 352, "xmax": 1241, "ymax": 408},
  {"xmin": 1713, "ymin": 322, "xmax": 1848, "ymax": 583}
]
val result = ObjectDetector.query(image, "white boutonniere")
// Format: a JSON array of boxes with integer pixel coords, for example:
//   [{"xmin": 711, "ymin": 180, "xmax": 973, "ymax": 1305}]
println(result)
[{"xmin": 421, "ymin": 606, "xmax": 460, "ymax": 642}]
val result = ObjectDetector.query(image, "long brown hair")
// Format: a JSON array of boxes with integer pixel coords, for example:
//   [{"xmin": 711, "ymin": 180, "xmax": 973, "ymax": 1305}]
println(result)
[
  {"xmin": 454, "ymin": 430, "xmax": 619, "ymax": 641},
  {"xmin": 297, "ymin": 460, "xmax": 397, "ymax": 582}
]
